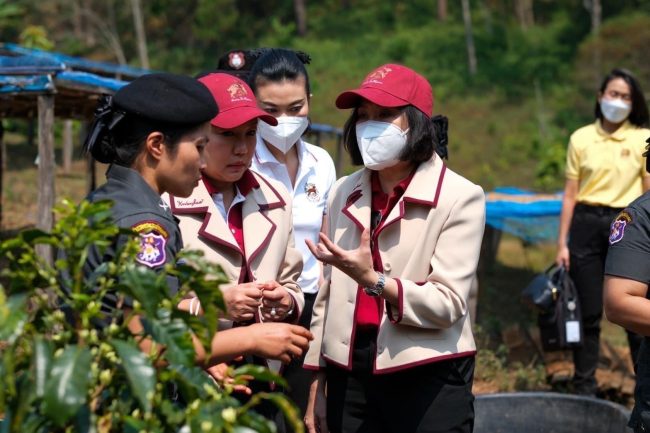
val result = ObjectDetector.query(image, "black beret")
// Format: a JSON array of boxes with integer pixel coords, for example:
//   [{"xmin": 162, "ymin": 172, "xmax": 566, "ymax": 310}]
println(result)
[{"xmin": 113, "ymin": 73, "xmax": 218, "ymax": 125}]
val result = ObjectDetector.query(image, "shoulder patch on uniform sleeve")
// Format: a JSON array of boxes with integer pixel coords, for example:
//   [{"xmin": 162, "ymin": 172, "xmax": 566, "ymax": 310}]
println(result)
[
  {"xmin": 609, "ymin": 211, "xmax": 632, "ymax": 245},
  {"xmin": 131, "ymin": 221, "xmax": 168, "ymax": 268},
  {"xmin": 132, "ymin": 221, "xmax": 169, "ymax": 239}
]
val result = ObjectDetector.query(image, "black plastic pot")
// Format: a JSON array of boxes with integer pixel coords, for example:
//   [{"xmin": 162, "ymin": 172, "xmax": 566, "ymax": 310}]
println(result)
[{"xmin": 474, "ymin": 392, "xmax": 632, "ymax": 433}]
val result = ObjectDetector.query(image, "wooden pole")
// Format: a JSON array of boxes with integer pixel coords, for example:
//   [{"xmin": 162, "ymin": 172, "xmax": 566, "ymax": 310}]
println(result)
[
  {"xmin": 37, "ymin": 95, "xmax": 55, "ymax": 264},
  {"xmin": 63, "ymin": 119, "xmax": 73, "ymax": 174},
  {"xmin": 80, "ymin": 121, "xmax": 97, "ymax": 194}
]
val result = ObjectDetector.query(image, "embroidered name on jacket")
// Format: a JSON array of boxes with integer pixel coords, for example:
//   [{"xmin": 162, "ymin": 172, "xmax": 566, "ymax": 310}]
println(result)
[{"xmin": 175, "ymin": 198, "xmax": 204, "ymax": 207}]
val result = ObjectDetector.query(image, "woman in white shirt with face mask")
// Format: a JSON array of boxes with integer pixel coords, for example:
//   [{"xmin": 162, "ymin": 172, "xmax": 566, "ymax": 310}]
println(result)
[
  {"xmin": 555, "ymin": 68, "xmax": 650, "ymax": 396},
  {"xmin": 248, "ymin": 48, "xmax": 337, "ymax": 425}
]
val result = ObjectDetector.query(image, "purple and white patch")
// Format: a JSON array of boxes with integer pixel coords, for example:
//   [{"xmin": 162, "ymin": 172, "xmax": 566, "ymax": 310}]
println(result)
[
  {"xmin": 609, "ymin": 212, "xmax": 632, "ymax": 245},
  {"xmin": 135, "ymin": 232, "xmax": 167, "ymax": 268}
]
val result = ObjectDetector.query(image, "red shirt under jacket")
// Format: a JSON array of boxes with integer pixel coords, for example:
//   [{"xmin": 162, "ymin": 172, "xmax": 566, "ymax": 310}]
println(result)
[{"xmin": 354, "ymin": 168, "xmax": 416, "ymax": 329}]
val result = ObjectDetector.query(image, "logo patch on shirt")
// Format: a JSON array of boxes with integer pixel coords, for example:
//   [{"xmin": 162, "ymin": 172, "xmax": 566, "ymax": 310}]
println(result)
[
  {"xmin": 135, "ymin": 232, "xmax": 167, "ymax": 268},
  {"xmin": 305, "ymin": 182, "xmax": 320, "ymax": 202},
  {"xmin": 609, "ymin": 211, "xmax": 632, "ymax": 245}
]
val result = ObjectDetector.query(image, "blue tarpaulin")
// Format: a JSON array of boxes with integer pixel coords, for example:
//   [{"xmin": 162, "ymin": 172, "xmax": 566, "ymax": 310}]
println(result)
[
  {"xmin": 0, "ymin": 44, "xmax": 146, "ymax": 118},
  {"xmin": 486, "ymin": 187, "xmax": 562, "ymax": 244},
  {"xmin": 55, "ymin": 71, "xmax": 126, "ymax": 92},
  {"xmin": 0, "ymin": 74, "xmax": 53, "ymax": 93},
  {"xmin": 0, "ymin": 43, "xmax": 148, "ymax": 78}
]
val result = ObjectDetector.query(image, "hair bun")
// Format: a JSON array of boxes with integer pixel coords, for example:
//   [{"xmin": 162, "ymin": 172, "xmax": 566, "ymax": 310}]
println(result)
[{"xmin": 294, "ymin": 50, "xmax": 311, "ymax": 65}]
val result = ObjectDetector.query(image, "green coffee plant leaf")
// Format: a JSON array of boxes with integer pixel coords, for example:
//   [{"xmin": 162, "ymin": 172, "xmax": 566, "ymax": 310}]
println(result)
[{"xmin": 111, "ymin": 340, "xmax": 155, "ymax": 413}]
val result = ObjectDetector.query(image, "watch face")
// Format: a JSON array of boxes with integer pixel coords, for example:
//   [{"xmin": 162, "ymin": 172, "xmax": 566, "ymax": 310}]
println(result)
[{"xmin": 364, "ymin": 287, "xmax": 380, "ymax": 297}]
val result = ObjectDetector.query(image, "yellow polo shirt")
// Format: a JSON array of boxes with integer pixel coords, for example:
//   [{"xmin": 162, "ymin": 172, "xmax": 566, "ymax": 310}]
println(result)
[{"xmin": 565, "ymin": 120, "xmax": 650, "ymax": 208}]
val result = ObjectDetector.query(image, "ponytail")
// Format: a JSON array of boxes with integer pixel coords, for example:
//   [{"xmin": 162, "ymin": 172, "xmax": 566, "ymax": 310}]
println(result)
[{"xmin": 432, "ymin": 115, "xmax": 449, "ymax": 160}]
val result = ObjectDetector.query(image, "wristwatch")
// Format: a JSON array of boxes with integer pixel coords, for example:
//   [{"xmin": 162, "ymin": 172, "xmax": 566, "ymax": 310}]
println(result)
[{"xmin": 363, "ymin": 272, "xmax": 386, "ymax": 297}]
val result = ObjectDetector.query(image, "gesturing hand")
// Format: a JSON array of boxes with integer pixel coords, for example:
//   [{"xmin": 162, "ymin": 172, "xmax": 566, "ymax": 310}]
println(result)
[{"xmin": 305, "ymin": 228, "xmax": 375, "ymax": 287}]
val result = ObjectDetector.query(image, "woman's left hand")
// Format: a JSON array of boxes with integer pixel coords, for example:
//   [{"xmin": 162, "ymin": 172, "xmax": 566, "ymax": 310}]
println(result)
[
  {"xmin": 259, "ymin": 281, "xmax": 294, "ymax": 321},
  {"xmin": 305, "ymin": 228, "xmax": 375, "ymax": 287}
]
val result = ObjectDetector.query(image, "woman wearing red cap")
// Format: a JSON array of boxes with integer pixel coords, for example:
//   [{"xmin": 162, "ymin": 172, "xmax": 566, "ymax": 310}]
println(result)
[
  {"xmin": 167, "ymin": 72, "xmax": 307, "ymax": 429},
  {"xmin": 303, "ymin": 64, "xmax": 485, "ymax": 433}
]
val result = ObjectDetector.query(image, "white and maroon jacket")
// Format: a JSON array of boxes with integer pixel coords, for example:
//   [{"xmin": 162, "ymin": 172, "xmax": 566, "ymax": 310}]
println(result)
[
  {"xmin": 167, "ymin": 170, "xmax": 304, "ymax": 324},
  {"xmin": 304, "ymin": 156, "xmax": 485, "ymax": 373}
]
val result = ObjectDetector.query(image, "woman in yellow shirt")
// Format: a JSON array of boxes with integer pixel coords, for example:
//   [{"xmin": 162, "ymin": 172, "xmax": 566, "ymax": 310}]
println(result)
[{"xmin": 556, "ymin": 68, "xmax": 650, "ymax": 396}]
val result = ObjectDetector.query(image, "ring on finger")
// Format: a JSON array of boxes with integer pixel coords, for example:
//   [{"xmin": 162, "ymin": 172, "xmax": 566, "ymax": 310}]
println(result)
[{"xmin": 270, "ymin": 307, "xmax": 277, "ymax": 316}]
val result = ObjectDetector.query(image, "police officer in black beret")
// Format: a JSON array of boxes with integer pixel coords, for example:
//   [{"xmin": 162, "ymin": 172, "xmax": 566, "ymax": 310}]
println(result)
[
  {"xmin": 83, "ymin": 72, "xmax": 217, "ymax": 303},
  {"xmin": 604, "ymin": 137, "xmax": 650, "ymax": 432},
  {"xmin": 77, "ymin": 72, "xmax": 312, "ymax": 369}
]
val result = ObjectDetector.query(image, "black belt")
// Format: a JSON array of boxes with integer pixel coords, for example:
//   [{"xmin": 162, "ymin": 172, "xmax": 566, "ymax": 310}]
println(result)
[{"xmin": 575, "ymin": 202, "xmax": 624, "ymax": 216}]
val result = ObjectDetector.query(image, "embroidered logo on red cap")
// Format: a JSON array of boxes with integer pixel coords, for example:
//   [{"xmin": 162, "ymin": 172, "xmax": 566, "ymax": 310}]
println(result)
[
  {"xmin": 228, "ymin": 52, "xmax": 245, "ymax": 70},
  {"xmin": 227, "ymin": 82, "xmax": 253, "ymax": 102},
  {"xmin": 365, "ymin": 66, "xmax": 393, "ymax": 84}
]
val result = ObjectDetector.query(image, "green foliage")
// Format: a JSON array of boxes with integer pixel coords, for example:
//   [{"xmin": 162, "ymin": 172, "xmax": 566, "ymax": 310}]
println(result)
[
  {"xmin": 0, "ymin": 199, "xmax": 302, "ymax": 432},
  {"xmin": 19, "ymin": 25, "xmax": 54, "ymax": 50},
  {"xmin": 3, "ymin": 2, "xmax": 650, "ymax": 189}
]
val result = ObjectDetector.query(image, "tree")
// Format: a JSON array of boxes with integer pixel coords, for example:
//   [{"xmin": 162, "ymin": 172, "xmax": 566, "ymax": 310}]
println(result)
[
  {"xmin": 294, "ymin": 0, "xmax": 307, "ymax": 37},
  {"xmin": 130, "ymin": 0, "xmax": 149, "ymax": 69},
  {"xmin": 438, "ymin": 0, "xmax": 447, "ymax": 22},
  {"xmin": 584, "ymin": 0, "xmax": 602, "ymax": 86},
  {"xmin": 515, "ymin": 0, "xmax": 535, "ymax": 30},
  {"xmin": 461, "ymin": 0, "xmax": 477, "ymax": 75}
]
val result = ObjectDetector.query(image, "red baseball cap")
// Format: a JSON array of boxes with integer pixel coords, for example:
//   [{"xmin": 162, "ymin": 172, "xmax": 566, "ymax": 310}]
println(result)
[
  {"xmin": 335, "ymin": 64, "xmax": 433, "ymax": 117},
  {"xmin": 198, "ymin": 73, "xmax": 277, "ymax": 129}
]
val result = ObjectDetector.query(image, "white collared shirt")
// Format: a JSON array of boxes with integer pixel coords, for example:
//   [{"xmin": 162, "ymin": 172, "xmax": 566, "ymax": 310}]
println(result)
[
  {"xmin": 211, "ymin": 186, "xmax": 246, "ymax": 223},
  {"xmin": 251, "ymin": 136, "xmax": 336, "ymax": 294}
]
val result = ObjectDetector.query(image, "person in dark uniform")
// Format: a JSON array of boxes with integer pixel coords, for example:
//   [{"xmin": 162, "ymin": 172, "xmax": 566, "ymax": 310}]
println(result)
[
  {"xmin": 604, "ymin": 137, "xmax": 650, "ymax": 432},
  {"xmin": 80, "ymin": 72, "xmax": 312, "ymax": 366}
]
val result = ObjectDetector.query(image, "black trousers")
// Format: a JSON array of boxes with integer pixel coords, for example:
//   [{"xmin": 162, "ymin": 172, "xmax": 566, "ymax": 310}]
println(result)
[
  {"xmin": 568, "ymin": 203, "xmax": 642, "ymax": 392},
  {"xmin": 326, "ymin": 329, "xmax": 475, "ymax": 433},
  {"xmin": 282, "ymin": 292, "xmax": 317, "ymax": 433}
]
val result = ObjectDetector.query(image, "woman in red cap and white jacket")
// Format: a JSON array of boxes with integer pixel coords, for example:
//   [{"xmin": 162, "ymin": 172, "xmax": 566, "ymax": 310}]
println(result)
[
  {"xmin": 303, "ymin": 64, "xmax": 486, "ymax": 433},
  {"xmin": 167, "ymin": 73, "xmax": 307, "ymax": 431}
]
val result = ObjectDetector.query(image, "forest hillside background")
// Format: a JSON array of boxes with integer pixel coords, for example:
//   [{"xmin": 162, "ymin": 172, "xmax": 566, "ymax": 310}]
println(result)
[{"xmin": 2, "ymin": 0, "xmax": 650, "ymax": 192}]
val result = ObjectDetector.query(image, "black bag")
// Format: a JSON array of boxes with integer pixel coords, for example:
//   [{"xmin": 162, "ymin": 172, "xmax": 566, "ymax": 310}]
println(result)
[
  {"xmin": 521, "ymin": 264, "xmax": 562, "ymax": 312},
  {"xmin": 537, "ymin": 267, "xmax": 583, "ymax": 351}
]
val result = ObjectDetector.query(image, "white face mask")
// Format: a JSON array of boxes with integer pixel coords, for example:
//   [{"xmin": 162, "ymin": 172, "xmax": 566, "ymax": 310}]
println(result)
[
  {"xmin": 258, "ymin": 116, "xmax": 309, "ymax": 154},
  {"xmin": 600, "ymin": 98, "xmax": 631, "ymax": 124},
  {"xmin": 356, "ymin": 120, "xmax": 409, "ymax": 170}
]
